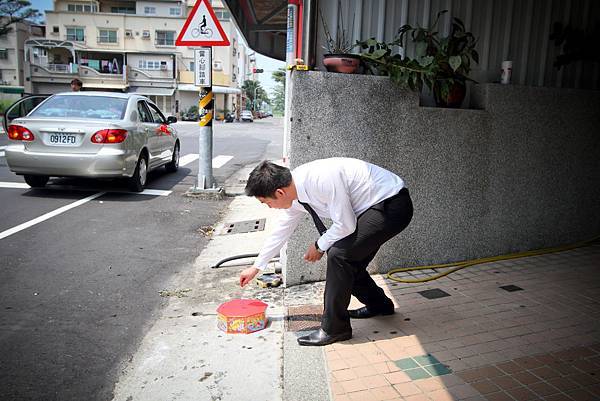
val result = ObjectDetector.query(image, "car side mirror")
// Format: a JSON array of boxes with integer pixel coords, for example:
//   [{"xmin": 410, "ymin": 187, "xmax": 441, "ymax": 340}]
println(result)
[{"xmin": 166, "ymin": 116, "xmax": 177, "ymax": 124}]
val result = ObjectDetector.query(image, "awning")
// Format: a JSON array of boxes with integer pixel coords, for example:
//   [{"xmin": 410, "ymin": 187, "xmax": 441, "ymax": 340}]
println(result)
[
  {"xmin": 0, "ymin": 85, "xmax": 24, "ymax": 94},
  {"xmin": 177, "ymin": 84, "xmax": 241, "ymax": 94},
  {"xmin": 129, "ymin": 86, "xmax": 175, "ymax": 96}
]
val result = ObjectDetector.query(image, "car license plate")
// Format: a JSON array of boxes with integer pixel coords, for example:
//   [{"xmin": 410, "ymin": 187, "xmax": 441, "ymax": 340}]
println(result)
[{"xmin": 47, "ymin": 133, "xmax": 78, "ymax": 146}]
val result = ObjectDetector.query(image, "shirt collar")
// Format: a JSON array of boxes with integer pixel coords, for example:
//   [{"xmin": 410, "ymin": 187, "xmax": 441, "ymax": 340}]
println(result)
[{"xmin": 292, "ymin": 169, "xmax": 309, "ymax": 204}]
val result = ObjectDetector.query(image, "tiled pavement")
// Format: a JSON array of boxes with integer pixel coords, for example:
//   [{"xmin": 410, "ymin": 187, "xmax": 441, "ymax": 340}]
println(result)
[{"xmin": 289, "ymin": 242, "xmax": 600, "ymax": 400}]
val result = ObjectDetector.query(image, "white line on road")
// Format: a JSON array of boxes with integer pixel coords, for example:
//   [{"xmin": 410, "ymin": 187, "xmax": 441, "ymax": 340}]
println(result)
[
  {"xmin": 0, "ymin": 151, "xmax": 4, "ymax": 157},
  {"xmin": 0, "ymin": 146, "xmax": 6, "ymax": 150},
  {"xmin": 0, "ymin": 182, "xmax": 29, "ymax": 189},
  {"xmin": 212, "ymin": 155, "xmax": 234, "ymax": 168},
  {"xmin": 0, "ymin": 182, "xmax": 170, "ymax": 196},
  {"xmin": 179, "ymin": 153, "xmax": 199, "ymax": 167},
  {"xmin": 0, "ymin": 192, "xmax": 105, "ymax": 240},
  {"xmin": 140, "ymin": 189, "xmax": 172, "ymax": 196},
  {"xmin": 180, "ymin": 154, "xmax": 233, "ymax": 168}
]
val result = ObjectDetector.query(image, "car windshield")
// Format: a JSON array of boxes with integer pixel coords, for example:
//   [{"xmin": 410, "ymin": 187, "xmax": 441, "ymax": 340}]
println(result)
[{"xmin": 29, "ymin": 95, "xmax": 127, "ymax": 120}]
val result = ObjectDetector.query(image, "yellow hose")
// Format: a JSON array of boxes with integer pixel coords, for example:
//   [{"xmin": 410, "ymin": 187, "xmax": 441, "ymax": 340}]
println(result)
[{"xmin": 387, "ymin": 235, "xmax": 600, "ymax": 283}]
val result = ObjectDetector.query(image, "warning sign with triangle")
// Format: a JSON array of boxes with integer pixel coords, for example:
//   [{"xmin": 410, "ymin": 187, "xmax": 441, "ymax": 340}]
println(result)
[{"xmin": 176, "ymin": 0, "xmax": 230, "ymax": 47}]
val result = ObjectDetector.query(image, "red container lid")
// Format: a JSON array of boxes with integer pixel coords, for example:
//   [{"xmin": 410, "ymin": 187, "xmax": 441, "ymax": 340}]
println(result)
[{"xmin": 217, "ymin": 299, "xmax": 268, "ymax": 317}]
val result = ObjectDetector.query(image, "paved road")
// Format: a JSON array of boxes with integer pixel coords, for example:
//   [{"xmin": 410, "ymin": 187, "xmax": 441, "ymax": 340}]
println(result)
[{"xmin": 0, "ymin": 117, "xmax": 283, "ymax": 400}]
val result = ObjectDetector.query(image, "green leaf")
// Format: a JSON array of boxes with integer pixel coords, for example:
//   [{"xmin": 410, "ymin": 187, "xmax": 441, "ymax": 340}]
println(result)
[
  {"xmin": 449, "ymin": 55, "xmax": 462, "ymax": 71},
  {"xmin": 371, "ymin": 49, "xmax": 388, "ymax": 59},
  {"xmin": 415, "ymin": 41, "xmax": 427, "ymax": 58},
  {"xmin": 418, "ymin": 55, "xmax": 434, "ymax": 67}
]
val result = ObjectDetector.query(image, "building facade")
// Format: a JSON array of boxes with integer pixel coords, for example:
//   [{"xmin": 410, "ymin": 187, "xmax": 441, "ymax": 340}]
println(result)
[
  {"xmin": 0, "ymin": 18, "xmax": 44, "ymax": 102},
  {"xmin": 23, "ymin": 0, "xmax": 248, "ymax": 117}
]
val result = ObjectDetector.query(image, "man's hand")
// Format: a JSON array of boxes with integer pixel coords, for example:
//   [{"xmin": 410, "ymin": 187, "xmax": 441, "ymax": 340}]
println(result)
[
  {"xmin": 240, "ymin": 267, "xmax": 260, "ymax": 287},
  {"xmin": 304, "ymin": 243, "xmax": 324, "ymax": 262}
]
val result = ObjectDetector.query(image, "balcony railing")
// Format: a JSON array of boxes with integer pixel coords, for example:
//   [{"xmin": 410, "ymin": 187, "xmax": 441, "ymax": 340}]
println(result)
[{"xmin": 45, "ymin": 64, "xmax": 73, "ymax": 73}]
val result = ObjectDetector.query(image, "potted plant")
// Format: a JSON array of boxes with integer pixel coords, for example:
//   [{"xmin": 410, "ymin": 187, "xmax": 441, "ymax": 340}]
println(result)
[
  {"xmin": 358, "ymin": 10, "xmax": 479, "ymax": 107},
  {"xmin": 320, "ymin": 3, "xmax": 360, "ymax": 74}
]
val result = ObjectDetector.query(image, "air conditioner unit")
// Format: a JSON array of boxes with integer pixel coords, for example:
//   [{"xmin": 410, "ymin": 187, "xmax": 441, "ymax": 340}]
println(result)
[
  {"xmin": 160, "ymin": 64, "xmax": 167, "ymax": 70},
  {"xmin": 142, "ymin": 31, "xmax": 150, "ymax": 39}
]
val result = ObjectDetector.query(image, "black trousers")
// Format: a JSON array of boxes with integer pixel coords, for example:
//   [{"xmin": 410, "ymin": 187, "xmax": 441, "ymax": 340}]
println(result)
[{"xmin": 321, "ymin": 188, "xmax": 413, "ymax": 334}]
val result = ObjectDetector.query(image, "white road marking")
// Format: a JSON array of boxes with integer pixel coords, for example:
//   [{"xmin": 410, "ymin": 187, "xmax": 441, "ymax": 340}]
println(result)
[
  {"xmin": 180, "ymin": 154, "xmax": 233, "ymax": 168},
  {"xmin": 0, "ymin": 146, "xmax": 6, "ymax": 150},
  {"xmin": 0, "ymin": 151, "xmax": 4, "ymax": 157},
  {"xmin": 140, "ymin": 189, "xmax": 172, "ymax": 196},
  {"xmin": 212, "ymin": 155, "xmax": 234, "ymax": 168},
  {"xmin": 0, "ymin": 182, "xmax": 29, "ymax": 189},
  {"xmin": 0, "ymin": 182, "xmax": 171, "ymax": 196},
  {"xmin": 179, "ymin": 153, "xmax": 199, "ymax": 166},
  {"xmin": 0, "ymin": 192, "xmax": 105, "ymax": 240}
]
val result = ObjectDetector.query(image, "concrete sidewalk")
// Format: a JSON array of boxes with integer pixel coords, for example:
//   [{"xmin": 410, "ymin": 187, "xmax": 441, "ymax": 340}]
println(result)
[{"xmin": 112, "ymin": 164, "xmax": 600, "ymax": 401}]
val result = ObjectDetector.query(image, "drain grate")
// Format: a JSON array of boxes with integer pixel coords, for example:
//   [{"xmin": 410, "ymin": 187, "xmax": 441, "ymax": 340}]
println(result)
[
  {"xmin": 285, "ymin": 305, "xmax": 323, "ymax": 332},
  {"xmin": 418, "ymin": 288, "xmax": 451, "ymax": 300},
  {"xmin": 222, "ymin": 219, "xmax": 266, "ymax": 235},
  {"xmin": 500, "ymin": 284, "xmax": 523, "ymax": 292}
]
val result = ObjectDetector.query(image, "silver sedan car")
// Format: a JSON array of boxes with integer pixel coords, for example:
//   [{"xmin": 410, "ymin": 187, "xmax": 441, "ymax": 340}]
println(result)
[{"xmin": 3, "ymin": 92, "xmax": 180, "ymax": 191}]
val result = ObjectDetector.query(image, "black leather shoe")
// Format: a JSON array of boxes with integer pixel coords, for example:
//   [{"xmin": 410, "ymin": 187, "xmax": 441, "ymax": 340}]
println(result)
[
  {"xmin": 297, "ymin": 329, "xmax": 352, "ymax": 346},
  {"xmin": 348, "ymin": 304, "xmax": 395, "ymax": 319}
]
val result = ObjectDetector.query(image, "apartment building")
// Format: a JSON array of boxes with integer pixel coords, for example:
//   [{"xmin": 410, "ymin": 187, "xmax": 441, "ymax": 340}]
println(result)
[
  {"xmin": 23, "ymin": 0, "xmax": 247, "ymax": 117},
  {"xmin": 0, "ymin": 18, "xmax": 44, "ymax": 101}
]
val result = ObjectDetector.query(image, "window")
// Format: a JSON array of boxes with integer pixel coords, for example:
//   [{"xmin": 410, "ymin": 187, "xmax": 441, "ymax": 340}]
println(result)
[
  {"xmin": 84, "ymin": 5, "xmax": 91, "ymax": 12},
  {"xmin": 189, "ymin": 61, "xmax": 194, "ymax": 71},
  {"xmin": 147, "ymin": 102, "xmax": 166, "ymax": 124},
  {"xmin": 155, "ymin": 31, "xmax": 175, "ymax": 46},
  {"xmin": 30, "ymin": 95, "xmax": 128, "ymax": 120},
  {"xmin": 98, "ymin": 29, "xmax": 117, "ymax": 43},
  {"xmin": 111, "ymin": 6, "xmax": 135, "ymax": 14},
  {"xmin": 66, "ymin": 27, "xmax": 85, "ymax": 41},
  {"xmin": 137, "ymin": 101, "xmax": 153, "ymax": 123},
  {"xmin": 0, "ymin": 50, "xmax": 8, "ymax": 59},
  {"xmin": 138, "ymin": 60, "xmax": 161, "ymax": 70},
  {"xmin": 144, "ymin": 6, "xmax": 156, "ymax": 14},
  {"xmin": 169, "ymin": 7, "xmax": 181, "ymax": 16},
  {"xmin": 68, "ymin": 4, "xmax": 84, "ymax": 12},
  {"xmin": 52, "ymin": 26, "xmax": 59, "ymax": 33},
  {"xmin": 214, "ymin": 10, "xmax": 230, "ymax": 20}
]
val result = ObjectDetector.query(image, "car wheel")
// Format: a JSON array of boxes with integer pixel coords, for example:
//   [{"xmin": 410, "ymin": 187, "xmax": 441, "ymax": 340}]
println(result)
[
  {"xmin": 128, "ymin": 155, "xmax": 147, "ymax": 192},
  {"xmin": 24, "ymin": 175, "xmax": 49, "ymax": 188},
  {"xmin": 165, "ymin": 143, "xmax": 179, "ymax": 173}
]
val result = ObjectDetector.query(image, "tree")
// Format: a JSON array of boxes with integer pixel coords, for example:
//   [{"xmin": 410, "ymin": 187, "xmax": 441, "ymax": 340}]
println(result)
[
  {"xmin": 242, "ymin": 80, "xmax": 269, "ymax": 110},
  {"xmin": 271, "ymin": 67, "xmax": 286, "ymax": 116},
  {"xmin": 0, "ymin": 0, "xmax": 41, "ymax": 36}
]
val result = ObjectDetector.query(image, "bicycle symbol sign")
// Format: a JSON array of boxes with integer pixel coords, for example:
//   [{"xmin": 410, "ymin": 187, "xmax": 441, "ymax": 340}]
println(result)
[
  {"xmin": 175, "ymin": 0, "xmax": 229, "ymax": 47},
  {"xmin": 191, "ymin": 14, "xmax": 213, "ymax": 38}
]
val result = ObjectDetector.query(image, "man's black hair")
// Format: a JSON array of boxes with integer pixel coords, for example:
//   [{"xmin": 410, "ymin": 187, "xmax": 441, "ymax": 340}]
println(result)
[
  {"xmin": 245, "ymin": 161, "xmax": 292, "ymax": 198},
  {"xmin": 70, "ymin": 78, "xmax": 82, "ymax": 86}
]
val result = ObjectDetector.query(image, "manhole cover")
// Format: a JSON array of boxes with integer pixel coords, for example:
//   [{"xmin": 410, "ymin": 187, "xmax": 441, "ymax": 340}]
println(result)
[
  {"xmin": 499, "ymin": 284, "xmax": 523, "ymax": 292},
  {"xmin": 418, "ymin": 289, "xmax": 451, "ymax": 299},
  {"xmin": 221, "ymin": 219, "xmax": 266, "ymax": 235}
]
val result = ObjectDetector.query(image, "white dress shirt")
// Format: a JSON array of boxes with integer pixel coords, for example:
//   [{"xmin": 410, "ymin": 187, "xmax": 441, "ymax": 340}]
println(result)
[{"xmin": 253, "ymin": 158, "xmax": 405, "ymax": 270}]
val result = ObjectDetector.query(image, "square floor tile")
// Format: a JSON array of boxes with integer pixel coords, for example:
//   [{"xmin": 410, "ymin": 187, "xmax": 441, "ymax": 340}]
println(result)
[
  {"xmin": 423, "ymin": 363, "xmax": 452, "ymax": 377},
  {"xmin": 404, "ymin": 367, "xmax": 432, "ymax": 380},
  {"xmin": 413, "ymin": 354, "xmax": 441, "ymax": 367},
  {"xmin": 395, "ymin": 358, "xmax": 420, "ymax": 370}
]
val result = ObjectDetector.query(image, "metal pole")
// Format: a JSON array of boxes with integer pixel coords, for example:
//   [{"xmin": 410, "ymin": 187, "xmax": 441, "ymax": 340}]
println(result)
[{"xmin": 197, "ymin": 86, "xmax": 214, "ymax": 189}]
